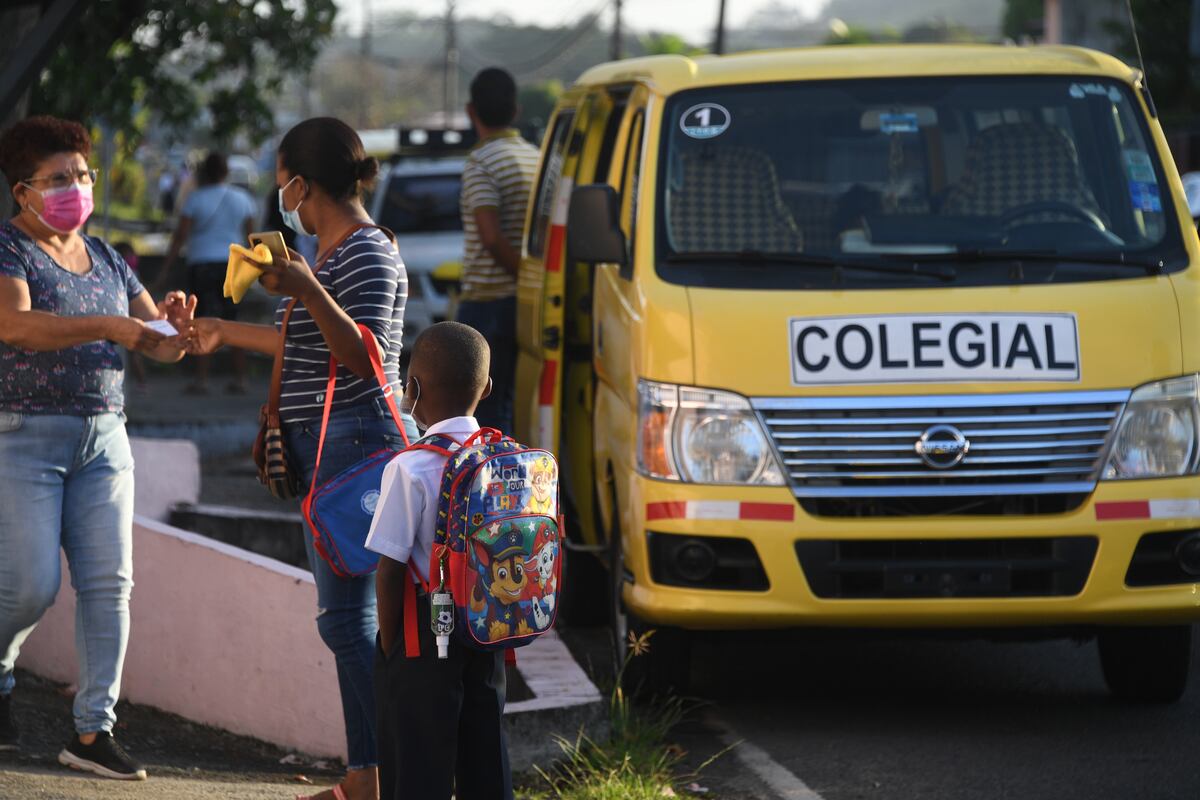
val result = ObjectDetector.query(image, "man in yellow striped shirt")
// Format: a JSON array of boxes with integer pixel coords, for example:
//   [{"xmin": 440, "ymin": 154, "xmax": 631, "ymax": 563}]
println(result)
[{"xmin": 458, "ymin": 67, "xmax": 540, "ymax": 433}]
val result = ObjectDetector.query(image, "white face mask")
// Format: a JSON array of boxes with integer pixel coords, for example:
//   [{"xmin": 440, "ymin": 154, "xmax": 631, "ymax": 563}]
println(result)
[
  {"xmin": 400, "ymin": 376, "xmax": 426, "ymax": 434},
  {"xmin": 277, "ymin": 175, "xmax": 310, "ymax": 236}
]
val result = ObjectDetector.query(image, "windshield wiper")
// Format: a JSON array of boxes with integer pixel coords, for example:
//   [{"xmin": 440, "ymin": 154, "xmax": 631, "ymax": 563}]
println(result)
[
  {"xmin": 888, "ymin": 248, "xmax": 1164, "ymax": 275},
  {"xmin": 666, "ymin": 250, "xmax": 957, "ymax": 281}
]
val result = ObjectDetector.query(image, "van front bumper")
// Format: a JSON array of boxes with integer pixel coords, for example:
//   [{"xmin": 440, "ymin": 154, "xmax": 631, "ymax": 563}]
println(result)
[{"xmin": 623, "ymin": 477, "xmax": 1200, "ymax": 630}]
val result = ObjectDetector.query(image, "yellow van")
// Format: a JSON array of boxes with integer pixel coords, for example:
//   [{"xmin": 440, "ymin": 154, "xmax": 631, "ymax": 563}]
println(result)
[{"xmin": 513, "ymin": 45, "xmax": 1200, "ymax": 700}]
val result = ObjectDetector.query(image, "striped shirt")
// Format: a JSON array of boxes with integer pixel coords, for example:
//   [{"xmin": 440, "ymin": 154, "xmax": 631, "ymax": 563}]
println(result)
[
  {"xmin": 274, "ymin": 228, "xmax": 407, "ymax": 424},
  {"xmin": 459, "ymin": 129, "xmax": 540, "ymax": 302}
]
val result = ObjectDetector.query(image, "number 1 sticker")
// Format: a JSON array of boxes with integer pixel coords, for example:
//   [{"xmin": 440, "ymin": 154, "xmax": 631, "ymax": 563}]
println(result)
[{"xmin": 680, "ymin": 103, "xmax": 731, "ymax": 139}]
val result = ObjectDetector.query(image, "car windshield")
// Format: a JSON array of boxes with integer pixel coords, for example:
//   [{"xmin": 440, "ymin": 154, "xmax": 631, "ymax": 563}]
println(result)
[
  {"xmin": 378, "ymin": 172, "xmax": 462, "ymax": 234},
  {"xmin": 658, "ymin": 76, "xmax": 1186, "ymax": 288}
]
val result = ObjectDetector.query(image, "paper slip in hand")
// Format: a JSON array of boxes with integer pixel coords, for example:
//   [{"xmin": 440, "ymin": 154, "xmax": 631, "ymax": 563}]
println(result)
[{"xmin": 146, "ymin": 319, "xmax": 179, "ymax": 336}]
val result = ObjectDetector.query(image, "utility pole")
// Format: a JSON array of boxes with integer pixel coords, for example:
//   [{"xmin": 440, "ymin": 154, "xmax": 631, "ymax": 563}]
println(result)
[
  {"xmin": 611, "ymin": 0, "xmax": 623, "ymax": 60},
  {"xmin": 444, "ymin": 0, "xmax": 459, "ymax": 123},
  {"xmin": 714, "ymin": 0, "xmax": 727, "ymax": 55},
  {"xmin": 359, "ymin": 0, "xmax": 372, "ymax": 128}
]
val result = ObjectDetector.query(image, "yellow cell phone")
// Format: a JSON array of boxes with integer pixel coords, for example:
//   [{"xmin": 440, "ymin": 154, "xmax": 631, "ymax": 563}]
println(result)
[{"xmin": 248, "ymin": 231, "xmax": 288, "ymax": 263}]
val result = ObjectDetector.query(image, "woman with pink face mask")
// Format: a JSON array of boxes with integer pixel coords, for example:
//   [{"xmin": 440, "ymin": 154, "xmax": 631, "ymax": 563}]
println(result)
[{"xmin": 0, "ymin": 116, "xmax": 195, "ymax": 782}]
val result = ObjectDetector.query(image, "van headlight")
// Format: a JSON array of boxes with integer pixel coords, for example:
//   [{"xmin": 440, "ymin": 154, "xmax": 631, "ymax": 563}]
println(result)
[
  {"xmin": 637, "ymin": 379, "xmax": 785, "ymax": 485},
  {"xmin": 1103, "ymin": 375, "xmax": 1200, "ymax": 480}
]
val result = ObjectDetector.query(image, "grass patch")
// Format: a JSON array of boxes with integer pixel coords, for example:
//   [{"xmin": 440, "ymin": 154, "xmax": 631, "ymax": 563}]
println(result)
[{"xmin": 523, "ymin": 631, "xmax": 727, "ymax": 799}]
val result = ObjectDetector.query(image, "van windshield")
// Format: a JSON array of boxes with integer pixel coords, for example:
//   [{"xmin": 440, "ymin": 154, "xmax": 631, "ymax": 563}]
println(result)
[
  {"xmin": 657, "ymin": 76, "xmax": 1186, "ymax": 288},
  {"xmin": 378, "ymin": 172, "xmax": 462, "ymax": 234}
]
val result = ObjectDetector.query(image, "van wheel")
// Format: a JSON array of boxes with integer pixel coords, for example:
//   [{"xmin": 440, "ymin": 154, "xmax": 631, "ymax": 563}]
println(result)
[
  {"xmin": 1097, "ymin": 625, "xmax": 1191, "ymax": 703},
  {"xmin": 607, "ymin": 499, "xmax": 691, "ymax": 697}
]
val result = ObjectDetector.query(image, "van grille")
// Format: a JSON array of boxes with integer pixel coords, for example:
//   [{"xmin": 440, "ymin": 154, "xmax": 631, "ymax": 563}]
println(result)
[
  {"xmin": 753, "ymin": 391, "xmax": 1128, "ymax": 507},
  {"xmin": 794, "ymin": 536, "xmax": 1099, "ymax": 598}
]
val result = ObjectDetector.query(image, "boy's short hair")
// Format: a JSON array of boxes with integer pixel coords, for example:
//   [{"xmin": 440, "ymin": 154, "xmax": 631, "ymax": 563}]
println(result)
[
  {"xmin": 469, "ymin": 68, "xmax": 519, "ymax": 128},
  {"xmin": 410, "ymin": 322, "xmax": 490, "ymax": 408}
]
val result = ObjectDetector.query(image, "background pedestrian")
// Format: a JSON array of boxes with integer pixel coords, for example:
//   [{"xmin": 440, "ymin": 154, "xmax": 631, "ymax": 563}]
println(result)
[{"xmin": 456, "ymin": 67, "xmax": 540, "ymax": 433}]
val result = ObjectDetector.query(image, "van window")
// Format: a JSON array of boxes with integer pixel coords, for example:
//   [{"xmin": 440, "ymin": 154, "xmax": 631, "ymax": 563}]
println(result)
[
  {"xmin": 591, "ymin": 91, "xmax": 631, "ymax": 184},
  {"xmin": 377, "ymin": 171, "xmax": 462, "ymax": 234},
  {"xmin": 657, "ymin": 77, "xmax": 1186, "ymax": 290},
  {"xmin": 528, "ymin": 111, "xmax": 576, "ymax": 257},
  {"xmin": 620, "ymin": 109, "xmax": 646, "ymax": 255}
]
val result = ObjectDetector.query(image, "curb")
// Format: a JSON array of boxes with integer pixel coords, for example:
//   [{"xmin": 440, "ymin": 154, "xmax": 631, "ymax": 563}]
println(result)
[{"xmin": 505, "ymin": 630, "xmax": 607, "ymax": 773}]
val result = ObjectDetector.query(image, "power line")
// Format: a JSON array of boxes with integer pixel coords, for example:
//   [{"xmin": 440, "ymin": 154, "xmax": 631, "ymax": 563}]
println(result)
[{"xmin": 457, "ymin": 0, "xmax": 611, "ymax": 76}]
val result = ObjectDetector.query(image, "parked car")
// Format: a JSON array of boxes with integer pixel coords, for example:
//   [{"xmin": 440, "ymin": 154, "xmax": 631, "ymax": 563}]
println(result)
[
  {"xmin": 518, "ymin": 45, "xmax": 1200, "ymax": 701},
  {"xmin": 369, "ymin": 157, "xmax": 465, "ymax": 354},
  {"xmin": 226, "ymin": 154, "xmax": 260, "ymax": 193},
  {"xmin": 1182, "ymin": 171, "xmax": 1200, "ymax": 225}
]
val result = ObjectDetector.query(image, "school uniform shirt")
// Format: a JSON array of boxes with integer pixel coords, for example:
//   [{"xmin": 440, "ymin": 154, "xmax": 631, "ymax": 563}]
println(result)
[
  {"xmin": 458, "ymin": 129, "xmax": 539, "ymax": 302},
  {"xmin": 365, "ymin": 416, "xmax": 481, "ymax": 583},
  {"xmin": 274, "ymin": 227, "xmax": 407, "ymax": 424}
]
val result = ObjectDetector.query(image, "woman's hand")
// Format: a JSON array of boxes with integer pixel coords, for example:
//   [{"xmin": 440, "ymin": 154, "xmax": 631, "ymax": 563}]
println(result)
[
  {"xmin": 105, "ymin": 316, "xmax": 167, "ymax": 353},
  {"xmin": 181, "ymin": 318, "xmax": 225, "ymax": 356},
  {"xmin": 257, "ymin": 248, "xmax": 322, "ymax": 301},
  {"xmin": 157, "ymin": 291, "xmax": 197, "ymax": 332}
]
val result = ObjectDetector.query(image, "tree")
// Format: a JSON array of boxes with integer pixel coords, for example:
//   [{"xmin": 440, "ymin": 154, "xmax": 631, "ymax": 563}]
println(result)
[
  {"xmin": 824, "ymin": 19, "xmax": 901, "ymax": 45},
  {"xmin": 903, "ymin": 19, "xmax": 980, "ymax": 43},
  {"xmin": 1003, "ymin": 0, "xmax": 1044, "ymax": 41},
  {"xmin": 1103, "ymin": 0, "xmax": 1199, "ymax": 124},
  {"xmin": 517, "ymin": 80, "xmax": 563, "ymax": 131},
  {"xmin": 639, "ymin": 32, "xmax": 706, "ymax": 57},
  {"xmin": 30, "ymin": 0, "xmax": 337, "ymax": 147}
]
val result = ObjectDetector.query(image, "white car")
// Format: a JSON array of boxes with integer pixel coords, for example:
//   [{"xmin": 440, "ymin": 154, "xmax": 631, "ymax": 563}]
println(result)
[{"xmin": 368, "ymin": 158, "xmax": 465, "ymax": 354}]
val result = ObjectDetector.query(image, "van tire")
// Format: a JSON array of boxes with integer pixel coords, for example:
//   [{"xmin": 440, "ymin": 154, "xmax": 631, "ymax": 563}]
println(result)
[
  {"xmin": 1097, "ymin": 625, "xmax": 1191, "ymax": 703},
  {"xmin": 607, "ymin": 495, "xmax": 692, "ymax": 697}
]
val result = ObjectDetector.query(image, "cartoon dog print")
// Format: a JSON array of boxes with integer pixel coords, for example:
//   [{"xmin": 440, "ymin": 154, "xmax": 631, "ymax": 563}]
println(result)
[
  {"xmin": 522, "ymin": 456, "xmax": 557, "ymax": 515},
  {"xmin": 469, "ymin": 525, "xmax": 533, "ymax": 642},
  {"xmin": 523, "ymin": 522, "xmax": 559, "ymax": 618}
]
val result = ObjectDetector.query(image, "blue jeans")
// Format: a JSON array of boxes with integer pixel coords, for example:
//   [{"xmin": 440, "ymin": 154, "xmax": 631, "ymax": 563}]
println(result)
[
  {"xmin": 456, "ymin": 297, "xmax": 516, "ymax": 433},
  {"xmin": 285, "ymin": 398, "xmax": 416, "ymax": 770},
  {"xmin": 0, "ymin": 412, "xmax": 135, "ymax": 735}
]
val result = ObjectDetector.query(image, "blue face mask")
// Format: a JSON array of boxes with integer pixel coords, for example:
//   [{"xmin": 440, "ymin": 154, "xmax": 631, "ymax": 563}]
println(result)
[{"xmin": 278, "ymin": 176, "xmax": 310, "ymax": 236}]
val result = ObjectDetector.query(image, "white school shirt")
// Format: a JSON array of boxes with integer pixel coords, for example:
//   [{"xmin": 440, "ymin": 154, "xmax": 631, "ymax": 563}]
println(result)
[{"xmin": 365, "ymin": 415, "xmax": 480, "ymax": 584}]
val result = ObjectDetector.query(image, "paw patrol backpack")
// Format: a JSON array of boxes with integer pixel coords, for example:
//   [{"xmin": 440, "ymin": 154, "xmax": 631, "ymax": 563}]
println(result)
[{"xmin": 400, "ymin": 428, "xmax": 562, "ymax": 658}]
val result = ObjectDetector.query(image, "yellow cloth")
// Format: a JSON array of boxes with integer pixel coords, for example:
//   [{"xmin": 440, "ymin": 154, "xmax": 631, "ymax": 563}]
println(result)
[{"xmin": 223, "ymin": 243, "xmax": 272, "ymax": 303}]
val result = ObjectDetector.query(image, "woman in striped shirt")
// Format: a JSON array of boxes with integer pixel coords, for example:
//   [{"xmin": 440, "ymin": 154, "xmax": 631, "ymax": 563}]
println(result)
[{"xmin": 185, "ymin": 118, "xmax": 412, "ymax": 800}]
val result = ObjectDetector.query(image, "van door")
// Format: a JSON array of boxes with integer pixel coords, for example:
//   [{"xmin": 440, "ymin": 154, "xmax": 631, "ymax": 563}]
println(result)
[
  {"xmin": 558, "ymin": 86, "xmax": 640, "ymax": 543},
  {"xmin": 515, "ymin": 87, "xmax": 629, "ymax": 451},
  {"xmin": 515, "ymin": 106, "xmax": 577, "ymax": 442},
  {"xmin": 591, "ymin": 85, "xmax": 650, "ymax": 542}
]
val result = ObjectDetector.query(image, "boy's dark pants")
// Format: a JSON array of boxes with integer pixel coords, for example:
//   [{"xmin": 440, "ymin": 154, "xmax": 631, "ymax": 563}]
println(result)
[{"xmin": 375, "ymin": 591, "xmax": 513, "ymax": 800}]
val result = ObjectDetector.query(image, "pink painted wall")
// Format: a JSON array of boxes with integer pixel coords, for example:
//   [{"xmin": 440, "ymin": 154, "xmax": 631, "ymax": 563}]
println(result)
[{"xmin": 20, "ymin": 517, "xmax": 347, "ymax": 762}]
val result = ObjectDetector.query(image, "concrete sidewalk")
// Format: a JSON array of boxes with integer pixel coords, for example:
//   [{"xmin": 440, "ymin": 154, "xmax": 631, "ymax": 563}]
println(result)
[
  {"xmin": 0, "ymin": 767, "xmax": 320, "ymax": 800},
  {"xmin": 0, "ymin": 669, "xmax": 344, "ymax": 799}
]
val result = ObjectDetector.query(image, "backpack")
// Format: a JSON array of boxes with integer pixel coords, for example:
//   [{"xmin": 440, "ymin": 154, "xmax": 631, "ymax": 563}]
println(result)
[{"xmin": 405, "ymin": 428, "xmax": 562, "ymax": 655}]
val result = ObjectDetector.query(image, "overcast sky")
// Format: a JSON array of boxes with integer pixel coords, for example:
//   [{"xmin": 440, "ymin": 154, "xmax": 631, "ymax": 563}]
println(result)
[{"xmin": 338, "ymin": 0, "xmax": 829, "ymax": 44}]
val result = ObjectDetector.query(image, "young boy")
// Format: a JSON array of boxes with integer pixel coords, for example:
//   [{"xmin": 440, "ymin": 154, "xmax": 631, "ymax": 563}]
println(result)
[{"xmin": 365, "ymin": 321, "xmax": 512, "ymax": 800}]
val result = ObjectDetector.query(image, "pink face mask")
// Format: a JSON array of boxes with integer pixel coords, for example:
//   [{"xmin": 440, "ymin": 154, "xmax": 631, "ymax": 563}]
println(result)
[{"xmin": 24, "ymin": 183, "xmax": 95, "ymax": 234}]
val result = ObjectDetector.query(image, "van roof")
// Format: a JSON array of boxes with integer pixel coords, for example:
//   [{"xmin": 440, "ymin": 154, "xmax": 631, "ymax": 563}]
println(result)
[{"xmin": 574, "ymin": 44, "xmax": 1137, "ymax": 94}]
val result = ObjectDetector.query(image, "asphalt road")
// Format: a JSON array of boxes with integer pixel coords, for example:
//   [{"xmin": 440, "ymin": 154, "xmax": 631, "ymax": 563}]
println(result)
[{"xmin": 677, "ymin": 627, "xmax": 1200, "ymax": 800}]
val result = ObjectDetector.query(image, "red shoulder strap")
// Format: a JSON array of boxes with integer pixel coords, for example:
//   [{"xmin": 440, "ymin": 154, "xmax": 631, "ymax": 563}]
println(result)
[
  {"xmin": 307, "ymin": 324, "xmax": 410, "ymax": 499},
  {"xmin": 404, "ymin": 567, "xmax": 421, "ymax": 659}
]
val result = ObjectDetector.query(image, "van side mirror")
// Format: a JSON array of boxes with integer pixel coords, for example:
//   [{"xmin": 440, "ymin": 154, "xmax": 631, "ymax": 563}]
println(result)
[{"xmin": 567, "ymin": 184, "xmax": 627, "ymax": 267}]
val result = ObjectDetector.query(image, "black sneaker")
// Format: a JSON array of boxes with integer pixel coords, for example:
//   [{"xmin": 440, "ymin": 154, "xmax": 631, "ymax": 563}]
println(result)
[
  {"xmin": 58, "ymin": 732, "xmax": 147, "ymax": 780},
  {"xmin": 0, "ymin": 693, "xmax": 17, "ymax": 750}
]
